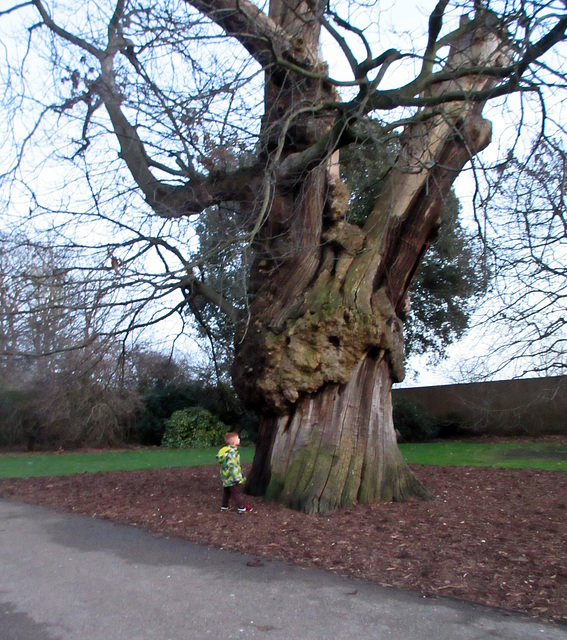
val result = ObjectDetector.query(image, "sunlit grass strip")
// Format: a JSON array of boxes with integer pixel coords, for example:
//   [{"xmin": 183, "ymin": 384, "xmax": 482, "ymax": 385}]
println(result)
[{"xmin": 0, "ymin": 447, "xmax": 256, "ymax": 479}]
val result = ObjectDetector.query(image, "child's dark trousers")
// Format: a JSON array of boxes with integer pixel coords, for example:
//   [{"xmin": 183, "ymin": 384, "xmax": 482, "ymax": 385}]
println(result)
[{"xmin": 222, "ymin": 482, "xmax": 245, "ymax": 509}]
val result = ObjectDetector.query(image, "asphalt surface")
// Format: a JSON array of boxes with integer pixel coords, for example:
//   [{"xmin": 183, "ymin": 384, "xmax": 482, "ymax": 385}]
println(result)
[{"xmin": 2, "ymin": 500, "xmax": 567, "ymax": 640}]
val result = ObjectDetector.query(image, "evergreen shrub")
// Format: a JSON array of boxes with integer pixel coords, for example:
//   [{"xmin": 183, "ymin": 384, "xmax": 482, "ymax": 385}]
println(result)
[
  {"xmin": 393, "ymin": 396, "xmax": 439, "ymax": 442},
  {"xmin": 161, "ymin": 406, "xmax": 228, "ymax": 449}
]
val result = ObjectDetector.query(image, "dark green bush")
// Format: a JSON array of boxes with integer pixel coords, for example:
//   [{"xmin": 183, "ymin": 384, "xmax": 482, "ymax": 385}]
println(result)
[
  {"xmin": 392, "ymin": 396, "xmax": 439, "ymax": 442},
  {"xmin": 161, "ymin": 406, "xmax": 228, "ymax": 449},
  {"xmin": 0, "ymin": 389, "xmax": 28, "ymax": 447},
  {"xmin": 436, "ymin": 412, "xmax": 467, "ymax": 439},
  {"xmin": 135, "ymin": 382, "xmax": 207, "ymax": 445},
  {"xmin": 233, "ymin": 410, "xmax": 259, "ymax": 445},
  {"xmin": 135, "ymin": 381, "xmax": 259, "ymax": 445}
]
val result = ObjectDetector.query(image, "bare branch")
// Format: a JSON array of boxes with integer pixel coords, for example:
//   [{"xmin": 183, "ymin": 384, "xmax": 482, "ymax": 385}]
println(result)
[
  {"xmin": 180, "ymin": 274, "xmax": 240, "ymax": 325},
  {"xmin": 183, "ymin": 0, "xmax": 299, "ymax": 68},
  {"xmin": 31, "ymin": 0, "xmax": 105, "ymax": 60},
  {"xmin": 0, "ymin": 2, "xmax": 33, "ymax": 18}
]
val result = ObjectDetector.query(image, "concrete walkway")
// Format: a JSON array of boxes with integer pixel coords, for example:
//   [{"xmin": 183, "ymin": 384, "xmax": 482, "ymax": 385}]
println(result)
[{"xmin": 1, "ymin": 500, "xmax": 566, "ymax": 640}]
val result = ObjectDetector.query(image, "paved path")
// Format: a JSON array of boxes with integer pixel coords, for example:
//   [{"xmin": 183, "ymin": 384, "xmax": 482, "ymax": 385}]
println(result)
[{"xmin": 1, "ymin": 500, "xmax": 567, "ymax": 640}]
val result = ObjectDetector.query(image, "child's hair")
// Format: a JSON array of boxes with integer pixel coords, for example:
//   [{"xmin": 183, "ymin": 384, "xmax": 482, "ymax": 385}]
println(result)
[{"xmin": 224, "ymin": 431, "xmax": 239, "ymax": 443}]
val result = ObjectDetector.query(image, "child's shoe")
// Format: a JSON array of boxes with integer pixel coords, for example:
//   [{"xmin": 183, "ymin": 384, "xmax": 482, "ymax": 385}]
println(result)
[
  {"xmin": 237, "ymin": 505, "xmax": 253, "ymax": 514},
  {"xmin": 221, "ymin": 506, "xmax": 231, "ymax": 512}
]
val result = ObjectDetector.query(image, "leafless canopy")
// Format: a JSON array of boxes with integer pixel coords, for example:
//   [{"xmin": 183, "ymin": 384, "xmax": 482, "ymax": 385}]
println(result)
[{"xmin": 1, "ymin": 0, "xmax": 566, "ymax": 370}]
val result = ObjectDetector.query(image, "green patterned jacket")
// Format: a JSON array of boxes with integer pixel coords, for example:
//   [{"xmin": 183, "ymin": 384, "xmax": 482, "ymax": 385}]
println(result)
[{"xmin": 216, "ymin": 445, "xmax": 244, "ymax": 487}]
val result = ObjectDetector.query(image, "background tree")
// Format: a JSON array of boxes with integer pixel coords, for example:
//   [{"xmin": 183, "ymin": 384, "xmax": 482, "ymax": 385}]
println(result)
[
  {"xmin": 187, "ymin": 203, "xmax": 252, "ymax": 381},
  {"xmin": 453, "ymin": 137, "xmax": 567, "ymax": 380},
  {"xmin": 0, "ymin": 235, "xmax": 139, "ymax": 448},
  {"xmin": 406, "ymin": 190, "xmax": 490, "ymax": 362},
  {"xmin": 1, "ymin": 1, "xmax": 566, "ymax": 511}
]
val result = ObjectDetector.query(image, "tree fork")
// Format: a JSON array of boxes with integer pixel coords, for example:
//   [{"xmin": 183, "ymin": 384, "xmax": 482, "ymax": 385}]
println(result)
[{"xmin": 238, "ymin": 9, "xmax": 506, "ymax": 512}]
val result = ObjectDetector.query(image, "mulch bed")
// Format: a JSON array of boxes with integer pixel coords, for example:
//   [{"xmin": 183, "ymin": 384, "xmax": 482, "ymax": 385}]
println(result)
[{"xmin": 1, "ymin": 464, "xmax": 566, "ymax": 625}]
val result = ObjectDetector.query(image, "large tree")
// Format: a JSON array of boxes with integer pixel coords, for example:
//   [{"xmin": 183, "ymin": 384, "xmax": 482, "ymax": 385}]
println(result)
[{"xmin": 2, "ymin": 0, "xmax": 566, "ymax": 512}]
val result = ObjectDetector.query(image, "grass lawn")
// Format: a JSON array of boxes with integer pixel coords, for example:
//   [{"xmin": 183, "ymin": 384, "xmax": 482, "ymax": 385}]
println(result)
[
  {"xmin": 0, "ymin": 447, "xmax": 256, "ymax": 479},
  {"xmin": 0, "ymin": 441, "xmax": 566, "ymax": 479},
  {"xmin": 399, "ymin": 441, "xmax": 567, "ymax": 472}
]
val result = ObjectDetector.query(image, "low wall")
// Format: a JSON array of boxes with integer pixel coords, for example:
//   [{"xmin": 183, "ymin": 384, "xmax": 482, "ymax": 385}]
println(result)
[{"xmin": 393, "ymin": 376, "xmax": 567, "ymax": 437}]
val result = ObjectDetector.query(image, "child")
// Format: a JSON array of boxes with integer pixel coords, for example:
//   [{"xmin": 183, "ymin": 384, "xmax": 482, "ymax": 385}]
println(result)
[{"xmin": 216, "ymin": 432, "xmax": 252, "ymax": 513}]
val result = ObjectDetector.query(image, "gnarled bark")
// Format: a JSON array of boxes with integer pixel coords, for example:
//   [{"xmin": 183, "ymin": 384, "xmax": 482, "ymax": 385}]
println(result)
[
  {"xmin": 20, "ymin": 0, "xmax": 567, "ymax": 513},
  {"xmin": 257, "ymin": 354, "xmax": 433, "ymax": 513}
]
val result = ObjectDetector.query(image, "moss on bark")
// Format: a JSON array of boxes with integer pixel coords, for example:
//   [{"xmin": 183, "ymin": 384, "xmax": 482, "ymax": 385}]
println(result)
[
  {"xmin": 234, "ymin": 285, "xmax": 406, "ymax": 413},
  {"xmin": 252, "ymin": 355, "xmax": 433, "ymax": 514}
]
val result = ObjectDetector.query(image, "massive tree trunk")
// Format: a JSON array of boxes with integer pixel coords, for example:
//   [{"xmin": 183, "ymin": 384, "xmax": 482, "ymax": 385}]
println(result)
[
  {"xmin": 231, "ymin": 6, "xmax": 501, "ymax": 513},
  {"xmin": 263, "ymin": 355, "xmax": 432, "ymax": 512}
]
